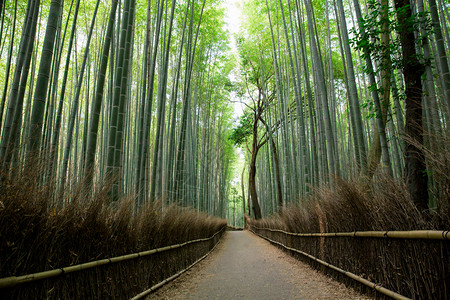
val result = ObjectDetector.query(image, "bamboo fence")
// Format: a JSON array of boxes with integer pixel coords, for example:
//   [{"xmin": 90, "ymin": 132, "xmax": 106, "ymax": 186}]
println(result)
[
  {"xmin": 130, "ymin": 233, "xmax": 223, "ymax": 299},
  {"xmin": 249, "ymin": 227, "xmax": 412, "ymax": 300},
  {"xmin": 0, "ymin": 226, "xmax": 226, "ymax": 289},
  {"xmin": 250, "ymin": 225, "xmax": 449, "ymax": 240}
]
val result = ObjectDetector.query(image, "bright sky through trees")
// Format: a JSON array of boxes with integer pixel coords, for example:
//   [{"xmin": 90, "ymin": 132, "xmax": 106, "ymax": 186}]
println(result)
[
  {"xmin": 223, "ymin": 0, "xmax": 244, "ymax": 119},
  {"xmin": 224, "ymin": 0, "xmax": 245, "ymax": 185},
  {"xmin": 224, "ymin": 0, "xmax": 242, "ymax": 35}
]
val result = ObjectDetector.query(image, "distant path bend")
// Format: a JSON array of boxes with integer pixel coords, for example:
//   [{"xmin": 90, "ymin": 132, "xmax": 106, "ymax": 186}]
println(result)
[{"xmin": 152, "ymin": 231, "xmax": 371, "ymax": 300}]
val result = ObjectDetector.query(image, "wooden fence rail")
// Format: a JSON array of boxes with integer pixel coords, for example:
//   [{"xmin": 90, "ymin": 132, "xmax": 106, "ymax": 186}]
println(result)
[
  {"xmin": 250, "ymin": 226, "xmax": 449, "ymax": 240},
  {"xmin": 250, "ymin": 225, "xmax": 449, "ymax": 300},
  {"xmin": 249, "ymin": 226, "xmax": 411, "ymax": 300},
  {"xmin": 130, "ymin": 232, "xmax": 223, "ymax": 299},
  {"xmin": 0, "ymin": 226, "xmax": 226, "ymax": 289}
]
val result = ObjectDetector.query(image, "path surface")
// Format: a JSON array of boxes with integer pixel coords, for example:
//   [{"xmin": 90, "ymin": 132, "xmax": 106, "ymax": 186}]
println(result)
[{"xmin": 152, "ymin": 231, "xmax": 372, "ymax": 299}]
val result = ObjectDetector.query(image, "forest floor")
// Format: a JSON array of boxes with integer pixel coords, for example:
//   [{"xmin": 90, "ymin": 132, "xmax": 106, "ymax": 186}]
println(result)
[{"xmin": 150, "ymin": 230, "xmax": 373, "ymax": 299}]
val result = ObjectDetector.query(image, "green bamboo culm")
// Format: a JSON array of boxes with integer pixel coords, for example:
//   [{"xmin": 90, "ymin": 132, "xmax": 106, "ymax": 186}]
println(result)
[{"xmin": 27, "ymin": 0, "xmax": 63, "ymax": 160}]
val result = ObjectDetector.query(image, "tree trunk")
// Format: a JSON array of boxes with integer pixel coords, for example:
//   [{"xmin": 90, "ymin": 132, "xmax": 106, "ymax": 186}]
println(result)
[
  {"xmin": 304, "ymin": 0, "xmax": 336, "ymax": 179},
  {"xmin": 28, "ymin": 0, "xmax": 62, "ymax": 157},
  {"xmin": 1, "ymin": 0, "xmax": 39, "ymax": 171},
  {"xmin": 0, "ymin": 0, "xmax": 37, "ymax": 165},
  {"xmin": 249, "ymin": 150, "xmax": 262, "ymax": 220},
  {"xmin": 394, "ymin": 0, "xmax": 429, "ymax": 212},
  {"xmin": 241, "ymin": 165, "xmax": 247, "ymax": 220},
  {"xmin": 353, "ymin": 0, "xmax": 392, "ymax": 180},
  {"xmin": 0, "ymin": 0, "xmax": 17, "ymax": 134},
  {"xmin": 336, "ymin": 0, "xmax": 367, "ymax": 174},
  {"xmin": 428, "ymin": 0, "xmax": 450, "ymax": 114},
  {"xmin": 60, "ymin": 0, "xmax": 100, "ymax": 190},
  {"xmin": 270, "ymin": 137, "xmax": 283, "ymax": 209},
  {"xmin": 85, "ymin": 0, "xmax": 119, "ymax": 182}
]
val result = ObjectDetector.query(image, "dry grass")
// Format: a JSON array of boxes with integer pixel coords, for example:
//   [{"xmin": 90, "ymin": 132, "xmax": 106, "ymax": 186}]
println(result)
[
  {"xmin": 250, "ymin": 149, "xmax": 449, "ymax": 299},
  {"xmin": 0, "ymin": 165, "xmax": 226, "ymax": 299}
]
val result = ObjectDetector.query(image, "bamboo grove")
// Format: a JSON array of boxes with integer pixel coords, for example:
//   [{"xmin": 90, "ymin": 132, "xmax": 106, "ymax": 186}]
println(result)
[
  {"xmin": 0, "ymin": 0, "xmax": 449, "ymax": 222},
  {"xmin": 0, "ymin": 0, "xmax": 236, "ymax": 217},
  {"xmin": 232, "ymin": 0, "xmax": 449, "ymax": 219}
]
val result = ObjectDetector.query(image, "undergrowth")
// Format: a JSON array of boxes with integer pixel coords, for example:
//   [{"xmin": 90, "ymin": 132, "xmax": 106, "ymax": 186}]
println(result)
[
  {"xmin": 0, "ymin": 164, "xmax": 226, "ymax": 299},
  {"xmin": 250, "ymin": 176, "xmax": 449, "ymax": 299}
]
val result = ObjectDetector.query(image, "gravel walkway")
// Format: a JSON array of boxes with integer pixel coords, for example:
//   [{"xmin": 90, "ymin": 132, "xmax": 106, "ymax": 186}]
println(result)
[{"xmin": 151, "ymin": 230, "xmax": 373, "ymax": 299}]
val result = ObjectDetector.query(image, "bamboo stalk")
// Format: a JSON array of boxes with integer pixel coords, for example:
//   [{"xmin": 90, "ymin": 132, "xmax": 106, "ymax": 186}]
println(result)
[
  {"xmin": 0, "ymin": 226, "xmax": 226, "ymax": 289},
  {"xmin": 250, "ymin": 228, "xmax": 411, "ymax": 300},
  {"xmin": 250, "ymin": 226, "xmax": 449, "ymax": 240}
]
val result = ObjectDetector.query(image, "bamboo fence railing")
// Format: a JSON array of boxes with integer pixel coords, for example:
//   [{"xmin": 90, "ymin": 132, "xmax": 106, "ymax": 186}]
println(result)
[
  {"xmin": 0, "ymin": 226, "xmax": 226, "ymax": 289},
  {"xmin": 249, "ymin": 226, "xmax": 413, "ymax": 300},
  {"xmin": 250, "ymin": 225, "xmax": 449, "ymax": 240},
  {"xmin": 250, "ymin": 226, "xmax": 449, "ymax": 299},
  {"xmin": 130, "ymin": 232, "xmax": 223, "ymax": 299}
]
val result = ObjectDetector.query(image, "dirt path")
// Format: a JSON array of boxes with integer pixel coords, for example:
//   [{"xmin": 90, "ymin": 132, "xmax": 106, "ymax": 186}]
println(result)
[{"xmin": 152, "ymin": 231, "xmax": 372, "ymax": 299}]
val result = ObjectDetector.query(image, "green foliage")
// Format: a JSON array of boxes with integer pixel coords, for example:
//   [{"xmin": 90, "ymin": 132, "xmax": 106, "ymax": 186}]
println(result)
[
  {"xmin": 229, "ymin": 110, "xmax": 253, "ymax": 146},
  {"xmin": 350, "ymin": 0, "xmax": 432, "ymax": 72},
  {"xmin": 349, "ymin": 0, "xmax": 431, "ymax": 120},
  {"xmin": 331, "ymin": 49, "xmax": 345, "ymax": 80}
]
